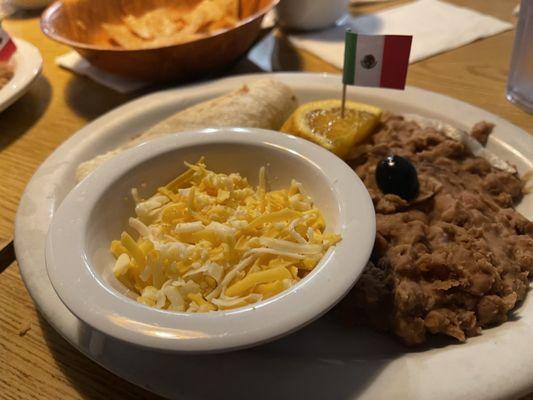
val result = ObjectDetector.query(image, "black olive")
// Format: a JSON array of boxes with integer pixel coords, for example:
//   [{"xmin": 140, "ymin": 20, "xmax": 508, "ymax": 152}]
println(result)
[{"xmin": 375, "ymin": 155, "xmax": 419, "ymax": 201}]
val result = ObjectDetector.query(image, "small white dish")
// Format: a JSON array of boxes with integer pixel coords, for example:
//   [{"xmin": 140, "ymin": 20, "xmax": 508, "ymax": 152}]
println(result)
[
  {"xmin": 0, "ymin": 38, "xmax": 42, "ymax": 113},
  {"xmin": 277, "ymin": 0, "xmax": 349, "ymax": 31},
  {"xmin": 45, "ymin": 127, "xmax": 376, "ymax": 353}
]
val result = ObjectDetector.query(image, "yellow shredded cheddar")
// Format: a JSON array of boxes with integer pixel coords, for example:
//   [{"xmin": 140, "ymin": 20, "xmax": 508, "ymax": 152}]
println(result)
[
  {"xmin": 110, "ymin": 160, "xmax": 341, "ymax": 313},
  {"xmin": 225, "ymin": 266, "xmax": 292, "ymax": 297}
]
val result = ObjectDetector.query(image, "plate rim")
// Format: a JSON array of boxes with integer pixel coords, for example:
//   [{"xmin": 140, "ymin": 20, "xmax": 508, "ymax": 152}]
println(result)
[
  {"xmin": 0, "ymin": 38, "xmax": 43, "ymax": 113},
  {"xmin": 14, "ymin": 72, "xmax": 533, "ymax": 400}
]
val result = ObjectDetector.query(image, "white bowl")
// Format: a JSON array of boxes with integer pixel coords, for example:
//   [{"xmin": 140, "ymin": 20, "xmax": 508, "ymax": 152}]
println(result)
[
  {"xmin": 45, "ymin": 128, "xmax": 375, "ymax": 353},
  {"xmin": 277, "ymin": 0, "xmax": 349, "ymax": 31}
]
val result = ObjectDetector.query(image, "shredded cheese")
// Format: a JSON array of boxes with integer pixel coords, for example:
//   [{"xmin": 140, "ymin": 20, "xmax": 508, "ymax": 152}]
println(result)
[{"xmin": 110, "ymin": 159, "xmax": 341, "ymax": 313}]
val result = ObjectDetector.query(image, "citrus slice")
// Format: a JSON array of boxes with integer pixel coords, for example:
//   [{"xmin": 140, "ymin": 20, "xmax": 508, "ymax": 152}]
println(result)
[{"xmin": 281, "ymin": 99, "xmax": 382, "ymax": 159}]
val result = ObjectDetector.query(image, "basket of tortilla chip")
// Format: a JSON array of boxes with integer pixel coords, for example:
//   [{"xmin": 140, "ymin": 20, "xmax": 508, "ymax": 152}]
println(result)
[{"xmin": 41, "ymin": 0, "xmax": 277, "ymax": 81}]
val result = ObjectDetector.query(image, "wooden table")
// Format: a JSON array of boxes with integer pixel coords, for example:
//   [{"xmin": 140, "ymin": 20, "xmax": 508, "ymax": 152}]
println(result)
[{"xmin": 1, "ymin": 1, "xmax": 531, "ymax": 399}]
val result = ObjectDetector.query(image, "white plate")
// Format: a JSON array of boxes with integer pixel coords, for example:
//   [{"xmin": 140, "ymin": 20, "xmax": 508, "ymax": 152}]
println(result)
[
  {"xmin": 15, "ymin": 73, "xmax": 533, "ymax": 400},
  {"xmin": 0, "ymin": 38, "xmax": 42, "ymax": 113}
]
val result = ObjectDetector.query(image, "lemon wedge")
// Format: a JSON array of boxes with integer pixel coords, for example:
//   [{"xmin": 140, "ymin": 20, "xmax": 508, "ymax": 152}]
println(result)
[{"xmin": 281, "ymin": 99, "xmax": 382, "ymax": 159}]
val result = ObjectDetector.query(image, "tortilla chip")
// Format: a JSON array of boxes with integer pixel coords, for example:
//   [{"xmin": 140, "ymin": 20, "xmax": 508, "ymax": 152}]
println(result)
[
  {"xmin": 76, "ymin": 79, "xmax": 299, "ymax": 181},
  {"xmin": 124, "ymin": 8, "xmax": 182, "ymax": 40},
  {"xmin": 101, "ymin": 0, "xmax": 240, "ymax": 49},
  {"xmin": 213, "ymin": 0, "xmax": 240, "ymax": 19},
  {"xmin": 123, "ymin": 14, "xmax": 153, "ymax": 40},
  {"xmin": 208, "ymin": 15, "xmax": 238, "ymax": 32},
  {"xmin": 102, "ymin": 22, "xmax": 146, "ymax": 48}
]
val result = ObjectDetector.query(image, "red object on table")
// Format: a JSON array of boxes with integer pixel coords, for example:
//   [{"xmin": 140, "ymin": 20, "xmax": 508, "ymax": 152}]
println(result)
[{"xmin": 0, "ymin": 28, "xmax": 16, "ymax": 61}]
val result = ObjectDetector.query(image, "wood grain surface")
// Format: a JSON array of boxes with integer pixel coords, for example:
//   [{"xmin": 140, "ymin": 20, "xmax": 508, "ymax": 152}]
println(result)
[{"xmin": 1, "ymin": 0, "xmax": 531, "ymax": 399}]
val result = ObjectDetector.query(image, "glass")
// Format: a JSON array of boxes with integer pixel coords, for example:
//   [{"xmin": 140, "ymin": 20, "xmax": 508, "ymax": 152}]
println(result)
[{"xmin": 507, "ymin": 0, "xmax": 533, "ymax": 114}]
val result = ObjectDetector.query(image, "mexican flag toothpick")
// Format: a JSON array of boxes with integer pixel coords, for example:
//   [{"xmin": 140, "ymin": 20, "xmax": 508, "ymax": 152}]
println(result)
[
  {"xmin": 0, "ymin": 27, "xmax": 16, "ymax": 62},
  {"xmin": 341, "ymin": 30, "xmax": 412, "ymax": 117}
]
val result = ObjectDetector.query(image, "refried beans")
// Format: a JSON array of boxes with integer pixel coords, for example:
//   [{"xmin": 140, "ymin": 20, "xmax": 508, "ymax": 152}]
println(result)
[{"xmin": 341, "ymin": 114, "xmax": 533, "ymax": 346}]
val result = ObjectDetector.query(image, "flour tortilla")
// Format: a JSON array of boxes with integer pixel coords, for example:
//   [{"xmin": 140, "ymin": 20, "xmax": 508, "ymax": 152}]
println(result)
[{"xmin": 76, "ymin": 78, "xmax": 298, "ymax": 181}]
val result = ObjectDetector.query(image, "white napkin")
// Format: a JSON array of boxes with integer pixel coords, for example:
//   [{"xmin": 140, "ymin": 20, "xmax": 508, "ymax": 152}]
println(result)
[
  {"xmin": 276, "ymin": 0, "xmax": 513, "ymax": 67},
  {"xmin": 56, "ymin": 52, "xmax": 149, "ymax": 93}
]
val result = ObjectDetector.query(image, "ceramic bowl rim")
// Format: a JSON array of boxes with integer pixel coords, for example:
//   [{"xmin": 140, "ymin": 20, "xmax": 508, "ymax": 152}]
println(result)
[{"xmin": 45, "ymin": 127, "xmax": 376, "ymax": 353}]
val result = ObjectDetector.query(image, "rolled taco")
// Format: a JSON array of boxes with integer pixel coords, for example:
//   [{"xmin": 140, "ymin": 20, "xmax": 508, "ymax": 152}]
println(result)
[{"xmin": 76, "ymin": 78, "xmax": 298, "ymax": 181}]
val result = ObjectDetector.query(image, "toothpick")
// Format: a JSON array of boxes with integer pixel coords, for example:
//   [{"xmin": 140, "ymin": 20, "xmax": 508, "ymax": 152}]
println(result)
[{"xmin": 341, "ymin": 84, "xmax": 347, "ymax": 119}]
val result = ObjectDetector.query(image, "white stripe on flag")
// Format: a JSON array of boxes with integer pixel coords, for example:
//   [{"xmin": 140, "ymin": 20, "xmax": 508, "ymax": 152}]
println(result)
[{"xmin": 353, "ymin": 35, "xmax": 385, "ymax": 87}]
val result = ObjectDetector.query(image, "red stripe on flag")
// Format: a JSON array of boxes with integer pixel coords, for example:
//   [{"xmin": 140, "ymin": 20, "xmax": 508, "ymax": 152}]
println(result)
[
  {"xmin": 380, "ymin": 35, "xmax": 412, "ymax": 90},
  {"xmin": 0, "ymin": 39, "xmax": 16, "ymax": 62}
]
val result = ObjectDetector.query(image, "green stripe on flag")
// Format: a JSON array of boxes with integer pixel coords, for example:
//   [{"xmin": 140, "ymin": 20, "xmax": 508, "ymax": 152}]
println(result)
[{"xmin": 343, "ymin": 31, "xmax": 357, "ymax": 85}]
